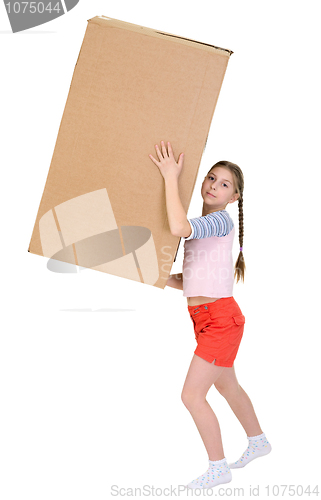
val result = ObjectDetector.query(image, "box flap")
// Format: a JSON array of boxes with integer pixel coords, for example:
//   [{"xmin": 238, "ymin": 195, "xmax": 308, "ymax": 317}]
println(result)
[{"xmin": 88, "ymin": 15, "xmax": 233, "ymax": 56}]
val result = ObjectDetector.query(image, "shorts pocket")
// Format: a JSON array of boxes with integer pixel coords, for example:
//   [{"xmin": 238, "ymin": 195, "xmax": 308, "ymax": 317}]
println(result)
[
  {"xmin": 228, "ymin": 314, "xmax": 245, "ymax": 345},
  {"xmin": 233, "ymin": 314, "xmax": 245, "ymax": 326}
]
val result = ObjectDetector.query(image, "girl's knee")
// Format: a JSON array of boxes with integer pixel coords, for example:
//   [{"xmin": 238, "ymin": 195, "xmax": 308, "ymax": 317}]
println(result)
[
  {"xmin": 213, "ymin": 380, "xmax": 225, "ymax": 394},
  {"xmin": 214, "ymin": 380, "xmax": 240, "ymax": 397},
  {"xmin": 181, "ymin": 389, "xmax": 192, "ymax": 408},
  {"xmin": 181, "ymin": 389, "xmax": 205, "ymax": 410}
]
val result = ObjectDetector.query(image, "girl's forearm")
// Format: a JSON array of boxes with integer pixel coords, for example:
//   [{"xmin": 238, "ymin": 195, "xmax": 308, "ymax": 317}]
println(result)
[
  {"xmin": 166, "ymin": 273, "xmax": 183, "ymax": 290},
  {"xmin": 164, "ymin": 176, "xmax": 188, "ymax": 235}
]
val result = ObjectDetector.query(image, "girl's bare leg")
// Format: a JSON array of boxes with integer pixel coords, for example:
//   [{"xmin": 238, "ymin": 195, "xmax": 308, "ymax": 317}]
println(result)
[
  {"xmin": 181, "ymin": 354, "xmax": 226, "ymax": 461},
  {"xmin": 213, "ymin": 364, "xmax": 263, "ymax": 437}
]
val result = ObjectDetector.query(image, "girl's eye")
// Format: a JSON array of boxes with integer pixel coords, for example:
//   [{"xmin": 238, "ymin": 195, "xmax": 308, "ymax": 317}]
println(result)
[{"xmin": 209, "ymin": 176, "xmax": 228, "ymax": 188}]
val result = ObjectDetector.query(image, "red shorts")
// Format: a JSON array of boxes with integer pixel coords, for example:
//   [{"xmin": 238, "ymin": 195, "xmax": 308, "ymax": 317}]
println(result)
[{"xmin": 188, "ymin": 297, "xmax": 245, "ymax": 367}]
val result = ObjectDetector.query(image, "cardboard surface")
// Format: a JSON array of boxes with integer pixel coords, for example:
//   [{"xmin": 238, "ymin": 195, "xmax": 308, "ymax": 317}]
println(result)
[{"xmin": 28, "ymin": 15, "xmax": 233, "ymax": 289}]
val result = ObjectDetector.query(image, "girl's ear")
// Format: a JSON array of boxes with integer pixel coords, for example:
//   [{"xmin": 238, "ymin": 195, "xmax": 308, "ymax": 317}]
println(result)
[{"xmin": 229, "ymin": 193, "xmax": 240, "ymax": 204}]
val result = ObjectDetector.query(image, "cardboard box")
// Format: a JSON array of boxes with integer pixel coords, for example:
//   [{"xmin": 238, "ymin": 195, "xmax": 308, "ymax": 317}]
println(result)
[{"xmin": 28, "ymin": 15, "xmax": 233, "ymax": 289}]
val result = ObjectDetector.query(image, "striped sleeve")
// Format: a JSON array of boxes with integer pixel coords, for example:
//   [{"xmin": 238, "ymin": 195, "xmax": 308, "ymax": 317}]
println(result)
[{"xmin": 184, "ymin": 210, "xmax": 234, "ymax": 240}]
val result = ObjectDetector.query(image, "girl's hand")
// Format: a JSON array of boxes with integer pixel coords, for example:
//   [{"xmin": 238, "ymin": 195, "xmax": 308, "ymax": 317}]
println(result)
[
  {"xmin": 166, "ymin": 273, "xmax": 183, "ymax": 290},
  {"xmin": 149, "ymin": 141, "xmax": 184, "ymax": 181}
]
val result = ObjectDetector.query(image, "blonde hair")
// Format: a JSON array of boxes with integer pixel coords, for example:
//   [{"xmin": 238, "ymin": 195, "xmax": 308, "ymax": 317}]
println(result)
[{"xmin": 207, "ymin": 161, "xmax": 245, "ymax": 283}]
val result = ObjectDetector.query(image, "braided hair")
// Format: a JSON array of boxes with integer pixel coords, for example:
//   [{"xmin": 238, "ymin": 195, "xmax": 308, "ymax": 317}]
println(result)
[{"xmin": 207, "ymin": 161, "xmax": 245, "ymax": 283}]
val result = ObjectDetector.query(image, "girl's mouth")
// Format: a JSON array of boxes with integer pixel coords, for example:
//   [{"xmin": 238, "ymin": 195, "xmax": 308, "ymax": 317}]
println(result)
[{"xmin": 206, "ymin": 192, "xmax": 216, "ymax": 198}]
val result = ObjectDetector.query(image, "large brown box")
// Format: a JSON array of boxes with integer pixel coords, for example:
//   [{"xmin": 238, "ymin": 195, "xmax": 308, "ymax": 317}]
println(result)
[{"xmin": 28, "ymin": 15, "xmax": 233, "ymax": 289}]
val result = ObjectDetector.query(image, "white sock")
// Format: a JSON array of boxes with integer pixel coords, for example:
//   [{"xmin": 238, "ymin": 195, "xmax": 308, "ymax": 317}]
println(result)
[
  {"xmin": 228, "ymin": 432, "xmax": 272, "ymax": 469},
  {"xmin": 186, "ymin": 457, "xmax": 232, "ymax": 489}
]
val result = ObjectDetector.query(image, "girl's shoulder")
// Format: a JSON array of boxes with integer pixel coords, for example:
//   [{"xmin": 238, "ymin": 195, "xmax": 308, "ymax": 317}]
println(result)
[
  {"xmin": 208, "ymin": 209, "xmax": 231, "ymax": 217},
  {"xmin": 207, "ymin": 209, "xmax": 234, "ymax": 225},
  {"xmin": 185, "ymin": 209, "xmax": 234, "ymax": 240}
]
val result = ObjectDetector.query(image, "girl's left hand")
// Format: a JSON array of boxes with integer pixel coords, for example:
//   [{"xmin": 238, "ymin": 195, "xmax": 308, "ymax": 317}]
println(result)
[{"xmin": 149, "ymin": 141, "xmax": 184, "ymax": 181}]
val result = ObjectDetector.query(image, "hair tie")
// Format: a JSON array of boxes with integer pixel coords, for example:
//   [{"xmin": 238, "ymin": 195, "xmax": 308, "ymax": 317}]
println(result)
[{"xmin": 240, "ymin": 247, "xmax": 243, "ymax": 252}]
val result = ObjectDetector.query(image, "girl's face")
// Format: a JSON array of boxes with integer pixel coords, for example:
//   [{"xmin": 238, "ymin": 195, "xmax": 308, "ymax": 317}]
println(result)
[{"xmin": 201, "ymin": 166, "xmax": 240, "ymax": 211}]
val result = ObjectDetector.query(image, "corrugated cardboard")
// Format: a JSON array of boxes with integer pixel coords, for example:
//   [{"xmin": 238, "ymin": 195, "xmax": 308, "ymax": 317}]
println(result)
[{"xmin": 28, "ymin": 15, "xmax": 233, "ymax": 289}]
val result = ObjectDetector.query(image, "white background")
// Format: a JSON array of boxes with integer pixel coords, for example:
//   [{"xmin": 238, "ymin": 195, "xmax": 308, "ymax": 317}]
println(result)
[{"xmin": 1, "ymin": 1, "xmax": 320, "ymax": 499}]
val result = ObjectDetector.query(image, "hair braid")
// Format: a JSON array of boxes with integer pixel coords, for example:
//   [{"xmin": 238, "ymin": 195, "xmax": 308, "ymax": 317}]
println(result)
[
  {"xmin": 207, "ymin": 160, "xmax": 246, "ymax": 283},
  {"xmin": 234, "ymin": 195, "xmax": 245, "ymax": 283}
]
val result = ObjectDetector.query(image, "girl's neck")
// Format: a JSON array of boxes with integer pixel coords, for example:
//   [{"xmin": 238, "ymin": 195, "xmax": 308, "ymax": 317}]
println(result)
[{"xmin": 202, "ymin": 205, "xmax": 226, "ymax": 217}]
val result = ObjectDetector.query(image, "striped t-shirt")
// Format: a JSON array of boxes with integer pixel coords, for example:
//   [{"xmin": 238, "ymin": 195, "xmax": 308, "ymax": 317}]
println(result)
[
  {"xmin": 184, "ymin": 209, "xmax": 234, "ymax": 240},
  {"xmin": 182, "ymin": 210, "xmax": 235, "ymax": 298}
]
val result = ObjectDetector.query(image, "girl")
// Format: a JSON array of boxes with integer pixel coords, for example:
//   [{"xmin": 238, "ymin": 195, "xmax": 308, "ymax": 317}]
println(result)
[{"xmin": 149, "ymin": 141, "xmax": 271, "ymax": 490}]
